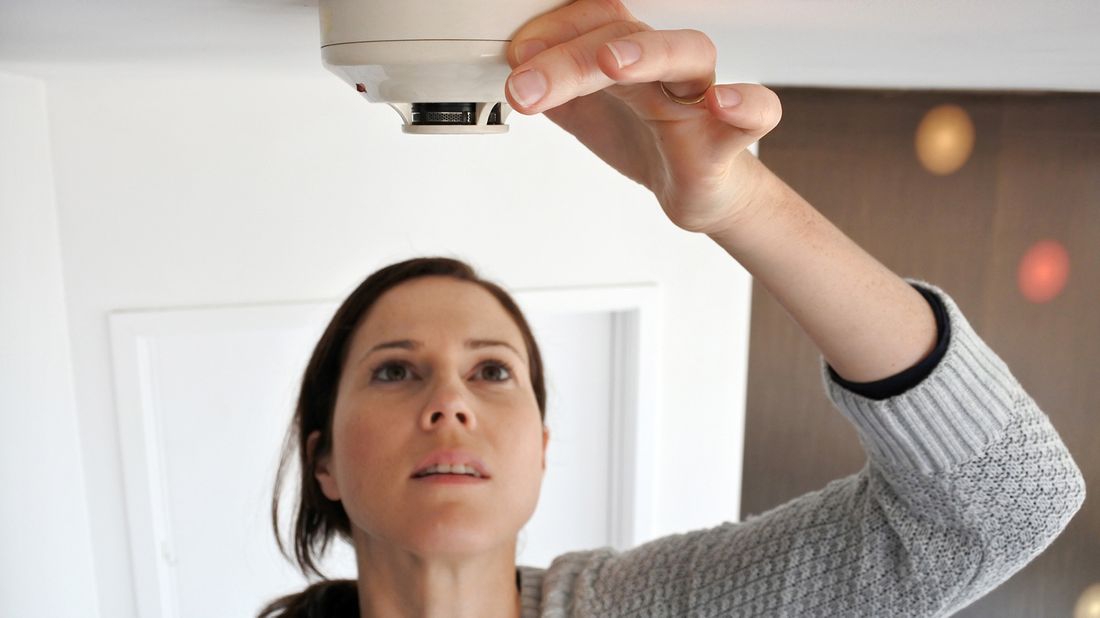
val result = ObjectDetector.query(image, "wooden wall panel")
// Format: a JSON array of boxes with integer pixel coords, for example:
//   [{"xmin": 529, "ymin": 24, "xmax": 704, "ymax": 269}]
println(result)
[{"xmin": 745, "ymin": 88, "xmax": 1098, "ymax": 616}]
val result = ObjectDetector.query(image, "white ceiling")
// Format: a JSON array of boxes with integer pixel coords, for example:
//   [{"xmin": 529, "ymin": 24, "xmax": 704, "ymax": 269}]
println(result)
[{"xmin": 1, "ymin": 0, "xmax": 1099, "ymax": 91}]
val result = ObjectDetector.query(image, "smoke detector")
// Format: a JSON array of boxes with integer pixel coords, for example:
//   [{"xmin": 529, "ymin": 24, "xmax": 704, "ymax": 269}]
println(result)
[{"xmin": 319, "ymin": 0, "xmax": 570, "ymax": 134}]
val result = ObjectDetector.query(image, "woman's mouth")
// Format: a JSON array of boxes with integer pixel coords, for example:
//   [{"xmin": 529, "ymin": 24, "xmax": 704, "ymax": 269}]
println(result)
[
  {"xmin": 412, "ymin": 474, "xmax": 489, "ymax": 485},
  {"xmin": 412, "ymin": 463, "xmax": 486, "ymax": 479}
]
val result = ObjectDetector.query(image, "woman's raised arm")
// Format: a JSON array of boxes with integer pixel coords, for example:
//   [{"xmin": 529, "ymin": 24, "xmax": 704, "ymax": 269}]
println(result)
[
  {"xmin": 505, "ymin": 2, "xmax": 1085, "ymax": 614},
  {"xmin": 506, "ymin": 0, "xmax": 935, "ymax": 383}
]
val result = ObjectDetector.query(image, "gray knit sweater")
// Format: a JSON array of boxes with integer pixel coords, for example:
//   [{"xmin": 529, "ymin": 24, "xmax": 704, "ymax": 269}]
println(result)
[{"xmin": 515, "ymin": 281, "xmax": 1086, "ymax": 617}]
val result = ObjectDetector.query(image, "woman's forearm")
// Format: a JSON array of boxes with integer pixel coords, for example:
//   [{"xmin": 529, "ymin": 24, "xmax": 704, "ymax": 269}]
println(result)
[{"xmin": 709, "ymin": 153, "xmax": 938, "ymax": 383}]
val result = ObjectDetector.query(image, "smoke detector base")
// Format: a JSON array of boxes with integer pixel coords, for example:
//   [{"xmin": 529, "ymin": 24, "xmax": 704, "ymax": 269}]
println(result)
[{"xmin": 319, "ymin": 0, "xmax": 567, "ymax": 134}]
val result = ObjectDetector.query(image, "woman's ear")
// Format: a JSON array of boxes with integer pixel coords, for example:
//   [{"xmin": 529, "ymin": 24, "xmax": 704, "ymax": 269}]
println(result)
[
  {"xmin": 307, "ymin": 430, "xmax": 342, "ymax": 501},
  {"xmin": 541, "ymin": 426, "xmax": 550, "ymax": 471}
]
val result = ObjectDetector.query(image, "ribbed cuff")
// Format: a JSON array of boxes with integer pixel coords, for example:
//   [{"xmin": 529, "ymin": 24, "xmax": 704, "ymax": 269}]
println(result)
[{"xmin": 821, "ymin": 279, "xmax": 1022, "ymax": 474}]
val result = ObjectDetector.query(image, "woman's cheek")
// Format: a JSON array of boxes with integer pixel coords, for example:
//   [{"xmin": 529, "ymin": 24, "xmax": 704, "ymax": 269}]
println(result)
[
  {"xmin": 505, "ymin": 410, "xmax": 545, "ymax": 474},
  {"xmin": 334, "ymin": 412, "xmax": 386, "ymax": 485}
]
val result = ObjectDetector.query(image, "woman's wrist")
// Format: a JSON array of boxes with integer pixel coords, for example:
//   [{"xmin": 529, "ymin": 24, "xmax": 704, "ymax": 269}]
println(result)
[
  {"xmin": 701, "ymin": 154, "xmax": 794, "ymax": 260},
  {"xmin": 695, "ymin": 151, "xmax": 778, "ymax": 241}
]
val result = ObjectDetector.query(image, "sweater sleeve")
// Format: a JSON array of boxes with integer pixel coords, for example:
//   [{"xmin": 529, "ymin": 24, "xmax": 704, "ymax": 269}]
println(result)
[{"xmin": 541, "ymin": 280, "xmax": 1086, "ymax": 617}]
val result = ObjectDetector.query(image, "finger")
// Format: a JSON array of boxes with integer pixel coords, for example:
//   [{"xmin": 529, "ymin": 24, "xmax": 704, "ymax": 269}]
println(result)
[
  {"xmin": 506, "ymin": 20, "xmax": 648, "ymax": 114},
  {"xmin": 507, "ymin": 27, "xmax": 716, "ymax": 115},
  {"xmin": 508, "ymin": 0, "xmax": 641, "ymax": 68},
  {"xmin": 597, "ymin": 29, "xmax": 717, "ymax": 100},
  {"xmin": 704, "ymin": 82, "xmax": 783, "ymax": 142}
]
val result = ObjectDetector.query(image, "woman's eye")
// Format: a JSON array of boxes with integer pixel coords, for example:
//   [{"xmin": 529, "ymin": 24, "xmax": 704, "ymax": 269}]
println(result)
[
  {"xmin": 478, "ymin": 361, "xmax": 513, "ymax": 382},
  {"xmin": 371, "ymin": 362, "xmax": 412, "ymax": 383}
]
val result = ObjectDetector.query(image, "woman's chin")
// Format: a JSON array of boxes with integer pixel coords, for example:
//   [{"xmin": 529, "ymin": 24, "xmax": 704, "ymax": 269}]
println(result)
[
  {"xmin": 352, "ymin": 496, "xmax": 534, "ymax": 559},
  {"xmin": 402, "ymin": 516, "xmax": 514, "ymax": 557}
]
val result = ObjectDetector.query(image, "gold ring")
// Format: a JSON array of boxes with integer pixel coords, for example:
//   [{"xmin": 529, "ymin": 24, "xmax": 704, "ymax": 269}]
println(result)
[{"xmin": 659, "ymin": 73, "xmax": 716, "ymax": 105}]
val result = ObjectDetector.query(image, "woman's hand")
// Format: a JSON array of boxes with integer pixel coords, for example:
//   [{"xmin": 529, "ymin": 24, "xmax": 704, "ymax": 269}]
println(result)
[{"xmin": 505, "ymin": 0, "xmax": 782, "ymax": 235}]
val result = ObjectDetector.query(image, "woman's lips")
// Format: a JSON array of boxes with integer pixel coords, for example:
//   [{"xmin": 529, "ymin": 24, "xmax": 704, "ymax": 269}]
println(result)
[
  {"xmin": 411, "ymin": 474, "xmax": 489, "ymax": 485},
  {"xmin": 410, "ymin": 449, "xmax": 491, "ymax": 479}
]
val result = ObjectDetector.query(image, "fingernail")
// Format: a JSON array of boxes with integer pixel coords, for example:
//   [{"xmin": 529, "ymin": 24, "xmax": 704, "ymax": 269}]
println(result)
[
  {"xmin": 716, "ymin": 86, "xmax": 741, "ymax": 108},
  {"xmin": 606, "ymin": 40, "xmax": 642, "ymax": 69},
  {"xmin": 508, "ymin": 69, "xmax": 548, "ymax": 107},
  {"xmin": 514, "ymin": 39, "xmax": 548, "ymax": 65}
]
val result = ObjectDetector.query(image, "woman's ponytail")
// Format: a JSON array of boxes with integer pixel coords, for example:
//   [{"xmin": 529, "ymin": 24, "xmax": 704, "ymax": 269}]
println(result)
[{"xmin": 256, "ymin": 579, "xmax": 358, "ymax": 618}]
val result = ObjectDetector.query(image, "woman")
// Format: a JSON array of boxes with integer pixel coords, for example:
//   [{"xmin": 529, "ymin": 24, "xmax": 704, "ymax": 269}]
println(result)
[{"xmin": 260, "ymin": 1, "xmax": 1085, "ymax": 616}]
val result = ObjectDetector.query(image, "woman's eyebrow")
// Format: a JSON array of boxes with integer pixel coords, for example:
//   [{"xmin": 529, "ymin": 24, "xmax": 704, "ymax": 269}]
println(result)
[{"xmin": 359, "ymin": 339, "xmax": 524, "ymax": 363}]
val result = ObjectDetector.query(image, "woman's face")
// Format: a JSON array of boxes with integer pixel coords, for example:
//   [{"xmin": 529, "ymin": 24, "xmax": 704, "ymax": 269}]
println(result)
[{"xmin": 313, "ymin": 276, "xmax": 548, "ymax": 558}]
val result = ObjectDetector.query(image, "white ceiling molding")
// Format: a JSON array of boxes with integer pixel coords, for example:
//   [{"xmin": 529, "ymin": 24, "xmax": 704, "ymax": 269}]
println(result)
[{"xmin": 1, "ymin": 0, "xmax": 1097, "ymax": 90}]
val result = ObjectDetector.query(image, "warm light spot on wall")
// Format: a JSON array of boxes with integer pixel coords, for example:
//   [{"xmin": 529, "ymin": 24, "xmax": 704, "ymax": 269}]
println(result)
[
  {"xmin": 914, "ymin": 104, "xmax": 976, "ymax": 175},
  {"xmin": 1075, "ymin": 583, "xmax": 1100, "ymax": 618},
  {"xmin": 1018, "ymin": 240, "xmax": 1071, "ymax": 303}
]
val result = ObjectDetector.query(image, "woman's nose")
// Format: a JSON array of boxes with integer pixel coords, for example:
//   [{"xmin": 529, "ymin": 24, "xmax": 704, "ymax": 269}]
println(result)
[{"xmin": 419, "ymin": 381, "xmax": 477, "ymax": 431}]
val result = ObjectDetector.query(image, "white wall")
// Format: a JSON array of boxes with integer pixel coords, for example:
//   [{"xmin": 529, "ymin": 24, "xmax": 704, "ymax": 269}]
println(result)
[
  {"xmin": 0, "ymin": 71, "xmax": 100, "ymax": 617},
  {"xmin": 5, "ymin": 66, "xmax": 752, "ymax": 618}
]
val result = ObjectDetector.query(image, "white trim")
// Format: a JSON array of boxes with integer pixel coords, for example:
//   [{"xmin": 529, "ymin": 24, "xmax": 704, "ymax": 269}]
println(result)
[{"xmin": 512, "ymin": 283, "xmax": 660, "ymax": 549}]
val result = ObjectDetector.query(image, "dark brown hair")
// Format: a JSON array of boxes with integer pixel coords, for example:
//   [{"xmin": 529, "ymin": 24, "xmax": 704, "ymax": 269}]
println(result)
[{"xmin": 257, "ymin": 256, "xmax": 547, "ymax": 617}]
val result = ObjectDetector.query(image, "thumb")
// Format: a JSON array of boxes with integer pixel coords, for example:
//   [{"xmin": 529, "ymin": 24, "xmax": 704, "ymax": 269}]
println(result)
[{"xmin": 706, "ymin": 83, "xmax": 783, "ymax": 144}]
